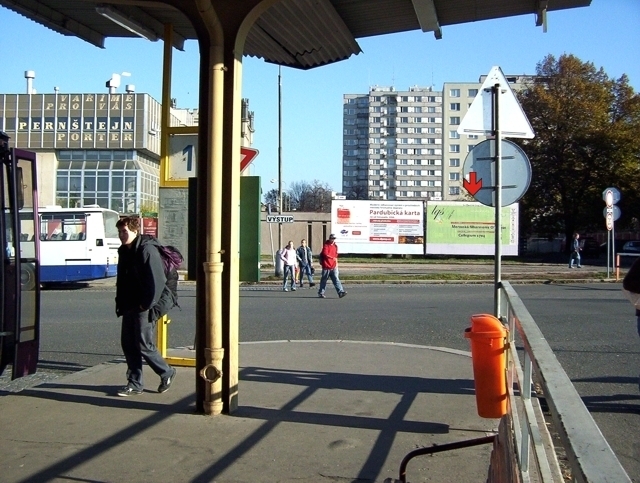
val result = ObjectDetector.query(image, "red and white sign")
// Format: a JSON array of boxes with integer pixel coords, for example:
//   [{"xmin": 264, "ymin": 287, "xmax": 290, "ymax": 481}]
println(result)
[{"xmin": 240, "ymin": 147, "xmax": 259, "ymax": 172}]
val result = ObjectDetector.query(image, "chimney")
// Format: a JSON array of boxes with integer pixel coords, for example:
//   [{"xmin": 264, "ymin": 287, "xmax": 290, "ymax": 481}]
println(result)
[
  {"xmin": 25, "ymin": 70, "xmax": 35, "ymax": 94},
  {"xmin": 125, "ymin": 84, "xmax": 135, "ymax": 93}
]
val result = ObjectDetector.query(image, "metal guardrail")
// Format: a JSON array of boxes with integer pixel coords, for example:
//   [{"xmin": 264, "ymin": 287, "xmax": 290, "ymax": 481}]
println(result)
[{"xmin": 499, "ymin": 281, "xmax": 631, "ymax": 483}]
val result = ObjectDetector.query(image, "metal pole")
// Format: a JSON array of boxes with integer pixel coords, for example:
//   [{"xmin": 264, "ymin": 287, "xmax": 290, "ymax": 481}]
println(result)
[
  {"xmin": 278, "ymin": 66, "xmax": 283, "ymax": 250},
  {"xmin": 493, "ymin": 84, "xmax": 502, "ymax": 318}
]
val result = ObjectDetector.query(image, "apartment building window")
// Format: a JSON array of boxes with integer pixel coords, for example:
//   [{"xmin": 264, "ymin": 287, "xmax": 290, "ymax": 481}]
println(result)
[
  {"xmin": 449, "ymin": 173, "xmax": 460, "ymax": 181},
  {"xmin": 400, "ymin": 117, "xmax": 409, "ymax": 123},
  {"xmin": 372, "ymin": 96, "xmax": 381, "ymax": 102},
  {"xmin": 413, "ymin": 117, "xmax": 422, "ymax": 123},
  {"xmin": 468, "ymin": 144, "xmax": 475, "ymax": 152},
  {"xmin": 450, "ymin": 116, "xmax": 460, "ymax": 125},
  {"xmin": 426, "ymin": 170, "xmax": 436, "ymax": 176},
  {"xmin": 449, "ymin": 187, "xmax": 460, "ymax": 195},
  {"xmin": 426, "ymin": 127, "xmax": 437, "ymax": 134},
  {"xmin": 468, "ymin": 89, "xmax": 478, "ymax": 97},
  {"xmin": 427, "ymin": 106, "xmax": 437, "ymax": 113},
  {"xmin": 414, "ymin": 127, "xmax": 422, "ymax": 134},
  {"xmin": 450, "ymin": 145, "xmax": 460, "ymax": 153},
  {"xmin": 344, "ymin": 139, "xmax": 357, "ymax": 146},
  {"xmin": 468, "ymin": 134, "xmax": 478, "ymax": 139},
  {"xmin": 372, "ymin": 106, "xmax": 381, "ymax": 112},
  {"xmin": 399, "ymin": 180, "xmax": 408, "ymax": 186},
  {"xmin": 450, "ymin": 103, "xmax": 461, "ymax": 111},
  {"xmin": 399, "ymin": 191, "xmax": 408, "ymax": 197},
  {"xmin": 449, "ymin": 130, "xmax": 460, "ymax": 139},
  {"xmin": 414, "ymin": 107, "xmax": 422, "ymax": 113},
  {"xmin": 400, "ymin": 96, "xmax": 409, "ymax": 102},
  {"xmin": 449, "ymin": 158, "xmax": 460, "ymax": 167},
  {"xmin": 399, "ymin": 159, "xmax": 408, "ymax": 165},
  {"xmin": 371, "ymin": 116, "xmax": 381, "ymax": 123},
  {"xmin": 345, "ymin": 108, "xmax": 356, "ymax": 114},
  {"xmin": 414, "ymin": 170, "xmax": 422, "ymax": 176},
  {"xmin": 414, "ymin": 96, "xmax": 422, "ymax": 102},
  {"xmin": 398, "ymin": 169, "xmax": 408, "ymax": 175},
  {"xmin": 399, "ymin": 106, "xmax": 409, "ymax": 113},
  {"xmin": 449, "ymin": 89, "xmax": 461, "ymax": 97}
]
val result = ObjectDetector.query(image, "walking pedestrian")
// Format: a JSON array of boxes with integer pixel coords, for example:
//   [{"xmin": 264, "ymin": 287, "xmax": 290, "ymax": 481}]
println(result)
[
  {"xmin": 279, "ymin": 240, "xmax": 298, "ymax": 291},
  {"xmin": 296, "ymin": 239, "xmax": 315, "ymax": 289},
  {"xmin": 318, "ymin": 234, "xmax": 347, "ymax": 299},
  {"xmin": 114, "ymin": 216, "xmax": 176, "ymax": 397},
  {"xmin": 569, "ymin": 232, "xmax": 582, "ymax": 268}
]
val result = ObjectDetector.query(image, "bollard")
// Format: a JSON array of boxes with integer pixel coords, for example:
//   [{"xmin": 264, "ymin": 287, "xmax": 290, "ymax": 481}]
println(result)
[{"xmin": 464, "ymin": 314, "xmax": 508, "ymax": 418}]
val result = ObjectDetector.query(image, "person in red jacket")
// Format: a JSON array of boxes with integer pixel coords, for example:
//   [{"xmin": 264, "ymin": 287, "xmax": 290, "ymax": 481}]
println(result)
[{"xmin": 318, "ymin": 234, "xmax": 347, "ymax": 299}]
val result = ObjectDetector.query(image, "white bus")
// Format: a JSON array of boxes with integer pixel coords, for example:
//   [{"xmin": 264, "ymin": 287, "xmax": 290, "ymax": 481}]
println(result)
[{"xmin": 20, "ymin": 206, "xmax": 120, "ymax": 288}]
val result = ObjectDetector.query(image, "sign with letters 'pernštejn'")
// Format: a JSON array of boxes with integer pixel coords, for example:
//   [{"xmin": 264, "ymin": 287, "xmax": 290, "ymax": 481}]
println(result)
[{"xmin": 0, "ymin": 93, "xmax": 159, "ymax": 150}]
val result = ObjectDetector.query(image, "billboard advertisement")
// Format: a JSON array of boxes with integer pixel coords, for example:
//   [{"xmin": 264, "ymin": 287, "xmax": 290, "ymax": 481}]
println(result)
[
  {"xmin": 331, "ymin": 200, "xmax": 424, "ymax": 254},
  {"xmin": 425, "ymin": 201, "xmax": 519, "ymax": 255}
]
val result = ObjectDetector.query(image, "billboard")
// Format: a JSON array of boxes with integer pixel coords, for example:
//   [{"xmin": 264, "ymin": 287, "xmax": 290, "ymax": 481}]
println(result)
[
  {"xmin": 425, "ymin": 201, "xmax": 519, "ymax": 256},
  {"xmin": 331, "ymin": 200, "xmax": 424, "ymax": 254}
]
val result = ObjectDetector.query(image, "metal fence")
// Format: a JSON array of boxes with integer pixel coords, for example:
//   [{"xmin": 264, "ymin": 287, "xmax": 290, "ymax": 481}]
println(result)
[{"xmin": 499, "ymin": 281, "xmax": 631, "ymax": 483}]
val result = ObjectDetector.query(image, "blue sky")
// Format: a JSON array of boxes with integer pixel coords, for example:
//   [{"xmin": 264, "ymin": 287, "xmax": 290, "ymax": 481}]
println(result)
[{"xmin": 1, "ymin": 1, "xmax": 638, "ymax": 195}]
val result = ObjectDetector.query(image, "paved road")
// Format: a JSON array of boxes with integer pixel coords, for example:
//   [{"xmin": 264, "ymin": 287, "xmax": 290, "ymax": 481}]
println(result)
[{"xmin": 1, "ymin": 280, "xmax": 638, "ymax": 480}]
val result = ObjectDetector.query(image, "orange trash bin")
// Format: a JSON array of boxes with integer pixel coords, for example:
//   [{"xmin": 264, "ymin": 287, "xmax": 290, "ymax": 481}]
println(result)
[{"xmin": 464, "ymin": 314, "xmax": 508, "ymax": 418}]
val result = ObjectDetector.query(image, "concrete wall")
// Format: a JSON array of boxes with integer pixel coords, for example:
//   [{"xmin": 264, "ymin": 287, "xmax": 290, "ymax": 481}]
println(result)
[{"xmin": 261, "ymin": 212, "xmax": 331, "ymax": 257}]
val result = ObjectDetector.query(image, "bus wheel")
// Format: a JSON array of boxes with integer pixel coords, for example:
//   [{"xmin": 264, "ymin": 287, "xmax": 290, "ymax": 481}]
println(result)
[{"xmin": 21, "ymin": 264, "xmax": 37, "ymax": 291}]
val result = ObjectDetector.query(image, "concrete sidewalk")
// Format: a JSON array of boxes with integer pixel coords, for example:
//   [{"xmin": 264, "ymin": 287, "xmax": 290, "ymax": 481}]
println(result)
[{"xmin": 0, "ymin": 341, "xmax": 498, "ymax": 483}]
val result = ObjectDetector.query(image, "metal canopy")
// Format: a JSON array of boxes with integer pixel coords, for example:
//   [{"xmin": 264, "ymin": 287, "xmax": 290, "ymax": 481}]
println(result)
[{"xmin": 1, "ymin": 0, "xmax": 590, "ymax": 69}]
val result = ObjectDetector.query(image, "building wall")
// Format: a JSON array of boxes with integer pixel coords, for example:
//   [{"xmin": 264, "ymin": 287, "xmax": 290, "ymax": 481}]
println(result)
[
  {"xmin": 260, "ymin": 212, "xmax": 331, "ymax": 257},
  {"xmin": 0, "ymin": 92, "xmax": 190, "ymax": 213},
  {"xmin": 342, "ymin": 86, "xmax": 443, "ymax": 202}
]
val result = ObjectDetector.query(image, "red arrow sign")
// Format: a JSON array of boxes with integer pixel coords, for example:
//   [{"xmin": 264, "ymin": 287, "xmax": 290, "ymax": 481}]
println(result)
[
  {"xmin": 240, "ymin": 147, "xmax": 259, "ymax": 172},
  {"xmin": 463, "ymin": 171, "xmax": 483, "ymax": 196}
]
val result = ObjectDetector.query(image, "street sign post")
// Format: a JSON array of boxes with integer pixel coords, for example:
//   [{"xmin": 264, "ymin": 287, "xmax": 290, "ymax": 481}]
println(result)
[
  {"xmin": 458, "ymin": 66, "xmax": 535, "ymax": 317},
  {"xmin": 602, "ymin": 187, "xmax": 621, "ymax": 278}
]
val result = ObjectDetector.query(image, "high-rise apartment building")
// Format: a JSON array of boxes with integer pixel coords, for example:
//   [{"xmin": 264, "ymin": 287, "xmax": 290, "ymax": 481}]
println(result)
[
  {"xmin": 342, "ymin": 86, "xmax": 444, "ymax": 201},
  {"xmin": 442, "ymin": 82, "xmax": 482, "ymax": 200},
  {"xmin": 344, "ymin": 75, "xmax": 534, "ymax": 202}
]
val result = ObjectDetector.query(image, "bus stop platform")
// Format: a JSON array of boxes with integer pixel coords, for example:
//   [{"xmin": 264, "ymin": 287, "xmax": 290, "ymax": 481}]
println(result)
[{"xmin": 0, "ymin": 341, "xmax": 499, "ymax": 483}]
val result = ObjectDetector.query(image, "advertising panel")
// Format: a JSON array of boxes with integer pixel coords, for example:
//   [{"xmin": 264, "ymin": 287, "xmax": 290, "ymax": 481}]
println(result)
[
  {"xmin": 425, "ymin": 201, "xmax": 519, "ymax": 255},
  {"xmin": 331, "ymin": 200, "xmax": 424, "ymax": 254}
]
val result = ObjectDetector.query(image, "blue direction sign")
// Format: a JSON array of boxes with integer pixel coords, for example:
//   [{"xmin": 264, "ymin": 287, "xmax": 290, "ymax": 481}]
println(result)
[{"xmin": 462, "ymin": 139, "xmax": 532, "ymax": 207}]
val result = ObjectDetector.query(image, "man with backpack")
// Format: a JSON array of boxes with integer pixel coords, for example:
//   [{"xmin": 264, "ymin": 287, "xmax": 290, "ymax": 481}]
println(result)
[{"xmin": 114, "ymin": 216, "xmax": 177, "ymax": 397}]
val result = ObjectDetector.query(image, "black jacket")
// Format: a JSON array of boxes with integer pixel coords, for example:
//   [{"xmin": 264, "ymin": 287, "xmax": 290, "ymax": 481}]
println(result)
[{"xmin": 115, "ymin": 235, "xmax": 168, "ymax": 320}]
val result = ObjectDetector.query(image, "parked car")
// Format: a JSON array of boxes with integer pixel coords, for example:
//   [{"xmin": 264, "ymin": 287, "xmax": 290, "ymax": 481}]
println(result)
[
  {"xmin": 580, "ymin": 237, "xmax": 601, "ymax": 258},
  {"xmin": 621, "ymin": 240, "xmax": 640, "ymax": 253},
  {"xmin": 600, "ymin": 239, "xmax": 627, "ymax": 254}
]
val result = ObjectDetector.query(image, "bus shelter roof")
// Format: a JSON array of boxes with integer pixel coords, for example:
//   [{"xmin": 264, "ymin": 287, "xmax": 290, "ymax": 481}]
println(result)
[{"xmin": 1, "ymin": 0, "xmax": 590, "ymax": 69}]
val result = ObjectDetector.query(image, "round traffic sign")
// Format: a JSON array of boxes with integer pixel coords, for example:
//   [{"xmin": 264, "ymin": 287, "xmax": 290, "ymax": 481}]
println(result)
[
  {"xmin": 462, "ymin": 139, "xmax": 531, "ymax": 207},
  {"xmin": 602, "ymin": 187, "xmax": 621, "ymax": 205},
  {"xmin": 603, "ymin": 205, "xmax": 621, "ymax": 221}
]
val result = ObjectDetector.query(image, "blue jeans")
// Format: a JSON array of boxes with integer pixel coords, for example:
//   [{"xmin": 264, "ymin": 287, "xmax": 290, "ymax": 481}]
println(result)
[
  {"xmin": 282, "ymin": 264, "xmax": 296, "ymax": 290},
  {"xmin": 318, "ymin": 267, "xmax": 344, "ymax": 295},
  {"xmin": 569, "ymin": 251, "xmax": 581, "ymax": 267},
  {"xmin": 121, "ymin": 309, "xmax": 173, "ymax": 390},
  {"xmin": 299, "ymin": 264, "xmax": 314, "ymax": 286}
]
